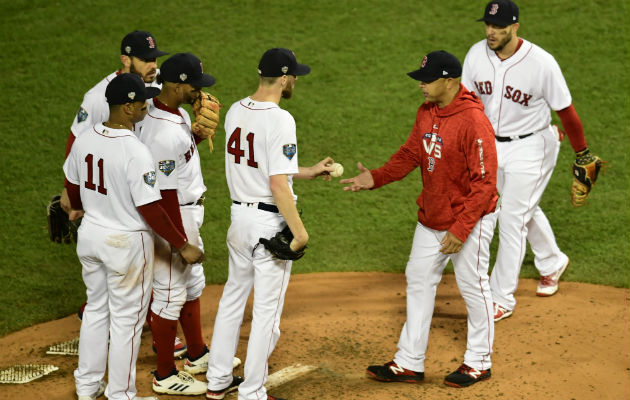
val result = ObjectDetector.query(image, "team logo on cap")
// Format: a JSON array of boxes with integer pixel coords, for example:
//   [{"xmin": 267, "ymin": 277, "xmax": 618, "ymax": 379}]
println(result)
[
  {"xmin": 158, "ymin": 160, "xmax": 176, "ymax": 176},
  {"xmin": 421, "ymin": 56, "xmax": 428, "ymax": 68},
  {"xmin": 143, "ymin": 171, "xmax": 157, "ymax": 187},
  {"xmin": 146, "ymin": 36, "xmax": 156, "ymax": 49},
  {"xmin": 180, "ymin": 73, "xmax": 187, "ymax": 81},
  {"xmin": 128, "ymin": 92, "xmax": 136, "ymax": 100},
  {"xmin": 77, "ymin": 107, "xmax": 88, "ymax": 123},
  {"xmin": 282, "ymin": 144, "xmax": 297, "ymax": 160},
  {"xmin": 125, "ymin": 46, "xmax": 132, "ymax": 54},
  {"xmin": 490, "ymin": 3, "xmax": 499, "ymax": 14},
  {"xmin": 281, "ymin": 66, "xmax": 289, "ymax": 74}
]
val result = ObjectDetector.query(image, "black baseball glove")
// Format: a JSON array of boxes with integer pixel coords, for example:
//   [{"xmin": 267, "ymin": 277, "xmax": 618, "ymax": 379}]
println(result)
[
  {"xmin": 259, "ymin": 225, "xmax": 306, "ymax": 261},
  {"xmin": 47, "ymin": 195, "xmax": 80, "ymax": 243}
]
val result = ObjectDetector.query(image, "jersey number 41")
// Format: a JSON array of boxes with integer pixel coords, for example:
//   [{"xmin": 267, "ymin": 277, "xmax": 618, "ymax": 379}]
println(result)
[{"xmin": 227, "ymin": 127, "xmax": 258, "ymax": 168}]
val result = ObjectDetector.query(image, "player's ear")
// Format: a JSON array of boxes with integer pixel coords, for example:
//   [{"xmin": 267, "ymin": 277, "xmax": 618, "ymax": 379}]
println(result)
[
  {"xmin": 121, "ymin": 55, "xmax": 131, "ymax": 69},
  {"xmin": 512, "ymin": 23, "xmax": 520, "ymax": 34}
]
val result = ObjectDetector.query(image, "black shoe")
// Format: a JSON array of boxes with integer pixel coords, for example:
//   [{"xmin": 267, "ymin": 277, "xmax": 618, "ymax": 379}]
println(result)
[
  {"xmin": 444, "ymin": 363, "xmax": 491, "ymax": 388},
  {"xmin": 206, "ymin": 375, "xmax": 243, "ymax": 399},
  {"xmin": 366, "ymin": 361, "xmax": 424, "ymax": 383}
]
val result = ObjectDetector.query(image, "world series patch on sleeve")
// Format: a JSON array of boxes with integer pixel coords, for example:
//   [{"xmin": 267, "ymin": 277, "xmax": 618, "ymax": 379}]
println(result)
[{"xmin": 47, "ymin": 195, "xmax": 80, "ymax": 243}]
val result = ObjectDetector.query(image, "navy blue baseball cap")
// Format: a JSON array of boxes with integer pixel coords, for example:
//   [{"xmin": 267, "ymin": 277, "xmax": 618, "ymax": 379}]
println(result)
[
  {"xmin": 120, "ymin": 30, "xmax": 168, "ymax": 59},
  {"xmin": 258, "ymin": 48, "xmax": 310, "ymax": 77},
  {"xmin": 478, "ymin": 0, "xmax": 519, "ymax": 27},
  {"xmin": 105, "ymin": 73, "xmax": 161, "ymax": 105},
  {"xmin": 407, "ymin": 50, "xmax": 462, "ymax": 83},
  {"xmin": 159, "ymin": 53, "xmax": 216, "ymax": 87}
]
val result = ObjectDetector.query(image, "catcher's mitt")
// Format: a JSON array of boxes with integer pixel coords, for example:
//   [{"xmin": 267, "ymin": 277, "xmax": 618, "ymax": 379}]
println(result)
[
  {"xmin": 191, "ymin": 91, "xmax": 221, "ymax": 152},
  {"xmin": 259, "ymin": 225, "xmax": 306, "ymax": 261},
  {"xmin": 47, "ymin": 195, "xmax": 80, "ymax": 243},
  {"xmin": 571, "ymin": 149, "xmax": 606, "ymax": 207}
]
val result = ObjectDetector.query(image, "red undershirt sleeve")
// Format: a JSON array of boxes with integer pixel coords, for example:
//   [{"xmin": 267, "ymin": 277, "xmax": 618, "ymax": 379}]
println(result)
[
  {"xmin": 137, "ymin": 201, "xmax": 187, "ymax": 249},
  {"xmin": 159, "ymin": 189, "xmax": 186, "ymax": 237},
  {"xmin": 65, "ymin": 132, "xmax": 76, "ymax": 159},
  {"xmin": 556, "ymin": 104, "xmax": 587, "ymax": 153},
  {"xmin": 64, "ymin": 179, "xmax": 83, "ymax": 210}
]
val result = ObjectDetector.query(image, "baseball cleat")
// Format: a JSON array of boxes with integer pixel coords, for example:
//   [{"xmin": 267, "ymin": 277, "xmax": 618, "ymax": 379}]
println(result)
[
  {"xmin": 152, "ymin": 336, "xmax": 188, "ymax": 359},
  {"xmin": 152, "ymin": 369, "xmax": 207, "ymax": 395},
  {"xmin": 444, "ymin": 363, "xmax": 491, "ymax": 388},
  {"xmin": 366, "ymin": 361, "xmax": 424, "ymax": 383},
  {"xmin": 267, "ymin": 396, "xmax": 288, "ymax": 400},
  {"xmin": 184, "ymin": 346, "xmax": 242, "ymax": 374},
  {"xmin": 77, "ymin": 379, "xmax": 106, "ymax": 400},
  {"xmin": 493, "ymin": 302, "xmax": 513, "ymax": 322},
  {"xmin": 206, "ymin": 375, "xmax": 243, "ymax": 399},
  {"xmin": 537, "ymin": 259, "xmax": 570, "ymax": 297}
]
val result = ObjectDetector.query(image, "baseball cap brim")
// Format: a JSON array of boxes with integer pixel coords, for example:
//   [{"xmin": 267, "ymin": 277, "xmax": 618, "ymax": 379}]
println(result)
[
  {"xmin": 135, "ymin": 49, "xmax": 169, "ymax": 59},
  {"xmin": 407, "ymin": 69, "xmax": 438, "ymax": 83},
  {"xmin": 477, "ymin": 16, "xmax": 512, "ymax": 27},
  {"xmin": 293, "ymin": 63, "xmax": 311, "ymax": 76},
  {"xmin": 144, "ymin": 86, "xmax": 162, "ymax": 100},
  {"xmin": 187, "ymin": 73, "xmax": 216, "ymax": 88}
]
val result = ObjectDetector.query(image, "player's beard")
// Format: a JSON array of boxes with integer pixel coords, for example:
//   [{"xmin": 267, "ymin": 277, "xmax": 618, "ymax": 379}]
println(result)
[
  {"xmin": 281, "ymin": 86, "xmax": 293, "ymax": 99},
  {"xmin": 130, "ymin": 63, "xmax": 156, "ymax": 84},
  {"xmin": 488, "ymin": 29, "xmax": 513, "ymax": 52}
]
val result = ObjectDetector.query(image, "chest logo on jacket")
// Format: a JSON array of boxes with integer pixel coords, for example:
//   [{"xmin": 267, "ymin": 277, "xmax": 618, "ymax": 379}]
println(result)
[{"xmin": 422, "ymin": 132, "xmax": 443, "ymax": 173}]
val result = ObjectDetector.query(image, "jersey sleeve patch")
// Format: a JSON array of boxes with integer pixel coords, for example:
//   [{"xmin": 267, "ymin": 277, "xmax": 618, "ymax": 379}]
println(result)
[
  {"xmin": 76, "ymin": 107, "xmax": 88, "ymax": 123},
  {"xmin": 143, "ymin": 171, "xmax": 157, "ymax": 187},
  {"xmin": 158, "ymin": 160, "xmax": 176, "ymax": 176},
  {"xmin": 282, "ymin": 144, "xmax": 297, "ymax": 160}
]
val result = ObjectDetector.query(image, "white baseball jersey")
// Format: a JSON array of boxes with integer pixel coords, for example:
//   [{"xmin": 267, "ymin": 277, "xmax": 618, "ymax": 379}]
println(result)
[
  {"xmin": 70, "ymin": 70, "xmax": 161, "ymax": 138},
  {"xmin": 63, "ymin": 123, "xmax": 161, "ymax": 231},
  {"xmin": 224, "ymin": 97, "xmax": 299, "ymax": 203},
  {"xmin": 137, "ymin": 99, "xmax": 206, "ymax": 205},
  {"xmin": 462, "ymin": 38, "xmax": 572, "ymax": 137}
]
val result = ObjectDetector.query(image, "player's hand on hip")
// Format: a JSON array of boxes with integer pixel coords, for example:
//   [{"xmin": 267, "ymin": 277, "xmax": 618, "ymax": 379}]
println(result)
[
  {"xmin": 439, "ymin": 231, "xmax": 463, "ymax": 254},
  {"xmin": 340, "ymin": 162, "xmax": 374, "ymax": 191},
  {"xmin": 179, "ymin": 242, "xmax": 205, "ymax": 264}
]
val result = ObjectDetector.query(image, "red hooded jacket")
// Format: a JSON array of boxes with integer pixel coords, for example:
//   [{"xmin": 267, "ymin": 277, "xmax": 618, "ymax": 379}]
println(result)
[{"xmin": 371, "ymin": 84, "xmax": 498, "ymax": 242}]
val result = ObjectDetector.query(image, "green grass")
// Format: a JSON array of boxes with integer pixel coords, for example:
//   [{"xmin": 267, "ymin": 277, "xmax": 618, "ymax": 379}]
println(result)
[{"xmin": 0, "ymin": 0, "xmax": 628, "ymax": 336}]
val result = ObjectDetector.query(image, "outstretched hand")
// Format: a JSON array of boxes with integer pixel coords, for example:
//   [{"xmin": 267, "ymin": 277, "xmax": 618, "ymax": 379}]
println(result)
[
  {"xmin": 297, "ymin": 156, "xmax": 337, "ymax": 180},
  {"xmin": 340, "ymin": 162, "xmax": 374, "ymax": 191}
]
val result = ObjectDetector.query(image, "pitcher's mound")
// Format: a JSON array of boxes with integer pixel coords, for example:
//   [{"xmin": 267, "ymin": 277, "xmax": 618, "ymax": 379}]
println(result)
[{"xmin": 1, "ymin": 272, "xmax": 628, "ymax": 400}]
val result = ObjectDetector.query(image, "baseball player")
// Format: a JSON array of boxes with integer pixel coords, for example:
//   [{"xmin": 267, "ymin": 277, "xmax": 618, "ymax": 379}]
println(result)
[
  {"xmin": 64, "ymin": 73, "xmax": 204, "ymax": 400},
  {"xmin": 205, "ymin": 48, "xmax": 335, "ymax": 400},
  {"xmin": 462, "ymin": 0, "xmax": 603, "ymax": 321},
  {"xmin": 137, "ymin": 52, "xmax": 240, "ymax": 396},
  {"xmin": 61, "ymin": 30, "xmax": 190, "ymax": 357},
  {"xmin": 342, "ymin": 50, "xmax": 498, "ymax": 388}
]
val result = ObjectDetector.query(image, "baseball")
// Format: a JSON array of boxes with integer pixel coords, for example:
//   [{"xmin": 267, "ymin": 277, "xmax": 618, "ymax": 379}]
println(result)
[{"xmin": 330, "ymin": 162, "xmax": 344, "ymax": 178}]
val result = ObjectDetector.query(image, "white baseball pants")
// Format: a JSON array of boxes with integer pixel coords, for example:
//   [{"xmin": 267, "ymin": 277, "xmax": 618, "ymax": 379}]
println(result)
[
  {"xmin": 393, "ymin": 218, "xmax": 495, "ymax": 373},
  {"xmin": 490, "ymin": 126, "xmax": 569, "ymax": 310},
  {"xmin": 151, "ymin": 204, "xmax": 206, "ymax": 320},
  {"xmin": 207, "ymin": 203, "xmax": 291, "ymax": 400},
  {"xmin": 74, "ymin": 222, "xmax": 154, "ymax": 400}
]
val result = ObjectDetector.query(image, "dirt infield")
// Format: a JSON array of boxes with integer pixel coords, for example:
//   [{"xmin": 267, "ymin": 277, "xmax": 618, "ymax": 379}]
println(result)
[{"xmin": 1, "ymin": 272, "xmax": 628, "ymax": 400}]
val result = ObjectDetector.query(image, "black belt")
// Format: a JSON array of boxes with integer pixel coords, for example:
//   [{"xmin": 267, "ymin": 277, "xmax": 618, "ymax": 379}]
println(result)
[
  {"xmin": 182, "ymin": 196, "xmax": 205, "ymax": 206},
  {"xmin": 495, "ymin": 132, "xmax": 534, "ymax": 142},
  {"xmin": 232, "ymin": 200, "xmax": 279, "ymax": 213}
]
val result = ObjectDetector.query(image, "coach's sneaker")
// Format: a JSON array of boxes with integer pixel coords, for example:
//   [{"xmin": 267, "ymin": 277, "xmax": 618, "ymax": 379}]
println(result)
[
  {"xmin": 152, "ymin": 336, "xmax": 188, "ymax": 359},
  {"xmin": 493, "ymin": 302, "xmax": 513, "ymax": 322},
  {"xmin": 77, "ymin": 379, "xmax": 106, "ymax": 400},
  {"xmin": 537, "ymin": 259, "xmax": 570, "ymax": 297},
  {"xmin": 152, "ymin": 369, "xmax": 206, "ymax": 395},
  {"xmin": 366, "ymin": 360, "xmax": 424, "ymax": 383},
  {"xmin": 444, "ymin": 363, "xmax": 491, "ymax": 388},
  {"xmin": 206, "ymin": 375, "xmax": 243, "ymax": 399}
]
